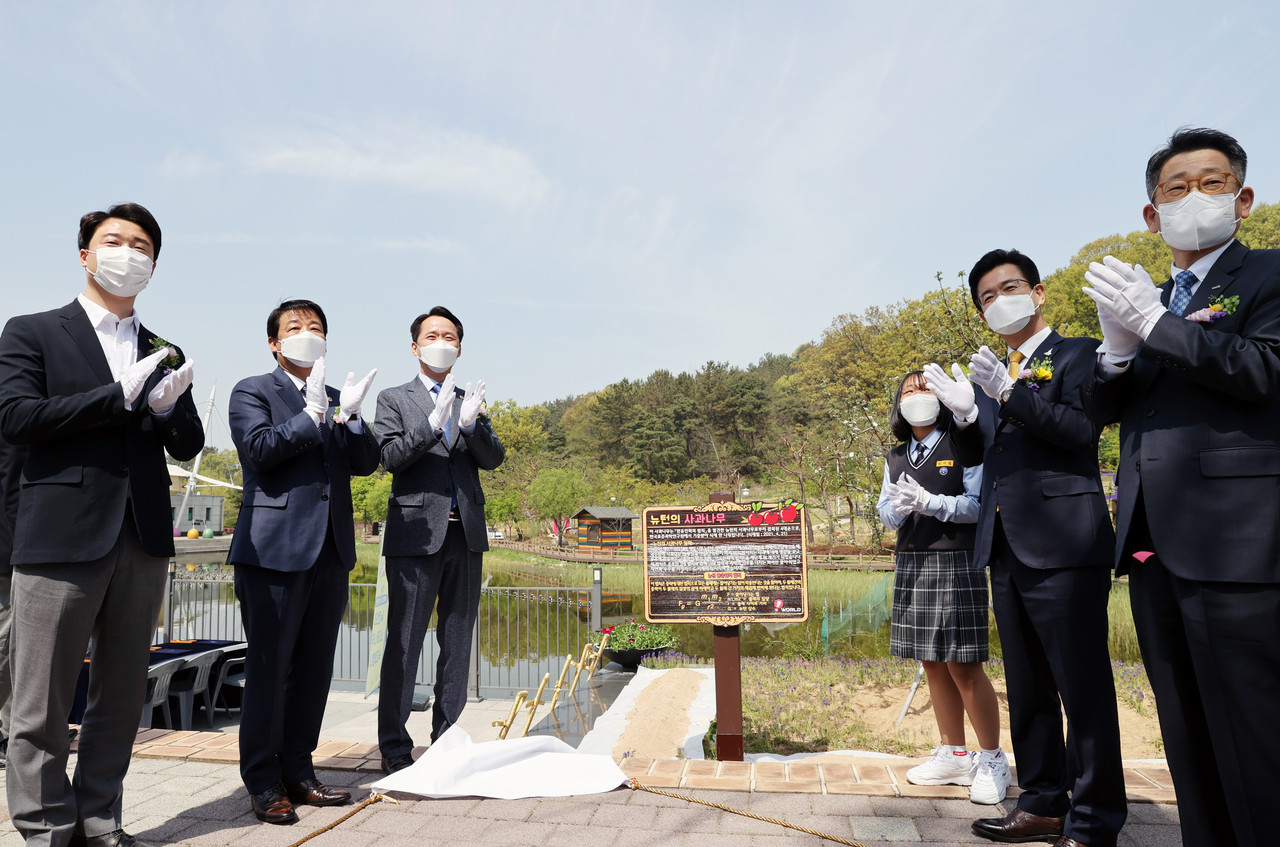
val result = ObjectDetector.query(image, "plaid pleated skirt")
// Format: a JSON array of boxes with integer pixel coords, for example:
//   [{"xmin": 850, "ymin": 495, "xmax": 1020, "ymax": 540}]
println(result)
[{"xmin": 889, "ymin": 549, "xmax": 989, "ymax": 663}]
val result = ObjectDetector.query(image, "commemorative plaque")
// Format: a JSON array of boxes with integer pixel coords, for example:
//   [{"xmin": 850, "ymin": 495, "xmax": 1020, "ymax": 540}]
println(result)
[{"xmin": 642, "ymin": 501, "xmax": 808, "ymax": 625}]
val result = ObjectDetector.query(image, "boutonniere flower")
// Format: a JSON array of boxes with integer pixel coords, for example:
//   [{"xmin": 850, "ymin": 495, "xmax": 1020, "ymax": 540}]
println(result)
[
  {"xmin": 1016, "ymin": 357, "xmax": 1054, "ymax": 392},
  {"xmin": 1186, "ymin": 294, "xmax": 1240, "ymax": 323},
  {"xmin": 148, "ymin": 336, "xmax": 180, "ymax": 374}
]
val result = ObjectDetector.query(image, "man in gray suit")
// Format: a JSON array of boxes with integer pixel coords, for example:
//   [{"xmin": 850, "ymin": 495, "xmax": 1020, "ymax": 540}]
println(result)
[{"xmin": 374, "ymin": 306, "xmax": 504, "ymax": 774}]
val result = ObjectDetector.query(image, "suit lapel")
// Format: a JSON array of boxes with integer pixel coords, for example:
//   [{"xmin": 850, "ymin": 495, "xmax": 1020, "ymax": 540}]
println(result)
[
  {"xmin": 59, "ymin": 301, "xmax": 113, "ymax": 385},
  {"xmin": 1187, "ymin": 239, "xmax": 1247, "ymax": 314},
  {"xmin": 273, "ymin": 367, "xmax": 306, "ymax": 415},
  {"xmin": 406, "ymin": 378, "xmax": 435, "ymax": 423}
]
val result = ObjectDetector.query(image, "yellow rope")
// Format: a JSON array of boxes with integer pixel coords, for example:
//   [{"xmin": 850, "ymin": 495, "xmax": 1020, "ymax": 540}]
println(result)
[
  {"xmin": 628, "ymin": 779, "xmax": 872, "ymax": 847},
  {"xmin": 284, "ymin": 792, "xmax": 397, "ymax": 847}
]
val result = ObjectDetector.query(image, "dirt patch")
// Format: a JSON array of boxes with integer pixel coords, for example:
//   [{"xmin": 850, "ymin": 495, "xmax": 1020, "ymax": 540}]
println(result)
[{"xmin": 612, "ymin": 668, "xmax": 707, "ymax": 759}]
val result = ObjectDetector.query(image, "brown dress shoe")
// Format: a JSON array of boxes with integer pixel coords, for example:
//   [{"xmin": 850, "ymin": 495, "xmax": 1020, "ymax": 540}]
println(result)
[
  {"xmin": 250, "ymin": 782, "xmax": 299, "ymax": 825},
  {"xmin": 70, "ymin": 832, "xmax": 152, "ymax": 847},
  {"xmin": 285, "ymin": 777, "xmax": 352, "ymax": 806},
  {"xmin": 1053, "ymin": 838, "xmax": 1090, "ymax": 847},
  {"xmin": 972, "ymin": 807, "xmax": 1065, "ymax": 843}
]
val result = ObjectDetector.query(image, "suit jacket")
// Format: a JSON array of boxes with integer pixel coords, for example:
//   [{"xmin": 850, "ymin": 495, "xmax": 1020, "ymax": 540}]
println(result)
[
  {"xmin": 1083, "ymin": 240, "xmax": 1280, "ymax": 581},
  {"xmin": 227, "ymin": 367, "xmax": 380, "ymax": 572},
  {"xmin": 374, "ymin": 376, "xmax": 505, "ymax": 557},
  {"xmin": 0, "ymin": 436, "xmax": 27, "ymax": 573},
  {"xmin": 0, "ymin": 300, "xmax": 204, "ymax": 564},
  {"xmin": 955, "ymin": 331, "xmax": 1115, "ymax": 570}
]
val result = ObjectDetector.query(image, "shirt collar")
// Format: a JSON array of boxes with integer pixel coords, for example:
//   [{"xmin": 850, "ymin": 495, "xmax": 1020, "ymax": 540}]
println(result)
[
  {"xmin": 909, "ymin": 425, "xmax": 943, "ymax": 454},
  {"xmin": 280, "ymin": 368, "xmax": 305, "ymax": 390},
  {"xmin": 418, "ymin": 372, "xmax": 444, "ymax": 392},
  {"xmin": 1171, "ymin": 238, "xmax": 1235, "ymax": 284},
  {"xmin": 1008, "ymin": 325, "xmax": 1053, "ymax": 361},
  {"xmin": 77, "ymin": 293, "xmax": 139, "ymax": 333}
]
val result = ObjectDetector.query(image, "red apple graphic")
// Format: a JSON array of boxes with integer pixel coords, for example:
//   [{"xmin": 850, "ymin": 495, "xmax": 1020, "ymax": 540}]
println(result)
[
  {"xmin": 748, "ymin": 512, "xmax": 764, "ymax": 526},
  {"xmin": 764, "ymin": 511, "xmax": 780, "ymax": 525},
  {"xmin": 780, "ymin": 504, "xmax": 798, "ymax": 522}
]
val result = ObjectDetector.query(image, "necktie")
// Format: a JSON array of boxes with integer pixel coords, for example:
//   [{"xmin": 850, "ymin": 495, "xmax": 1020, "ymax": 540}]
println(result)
[
  {"xmin": 913, "ymin": 443, "xmax": 927, "ymax": 464},
  {"xmin": 431, "ymin": 384, "xmax": 452, "ymax": 447},
  {"xmin": 1169, "ymin": 270, "xmax": 1197, "ymax": 317},
  {"xmin": 1007, "ymin": 350, "xmax": 1025, "ymax": 379}
]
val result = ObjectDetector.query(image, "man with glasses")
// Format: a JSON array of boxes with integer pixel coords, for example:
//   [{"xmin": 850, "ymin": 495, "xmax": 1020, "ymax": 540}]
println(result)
[
  {"xmin": 926, "ymin": 250, "xmax": 1124, "ymax": 847},
  {"xmin": 1082, "ymin": 128, "xmax": 1280, "ymax": 847}
]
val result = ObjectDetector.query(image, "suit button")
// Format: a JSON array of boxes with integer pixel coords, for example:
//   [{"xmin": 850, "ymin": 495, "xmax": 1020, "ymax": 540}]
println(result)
[
  {"xmin": 1135, "ymin": 460, "xmax": 1141, "ymax": 471},
  {"xmin": 991, "ymin": 481, "xmax": 998, "ymax": 490},
  {"xmin": 1146, "ymin": 408, "xmax": 1156, "ymax": 417},
  {"xmin": 995, "ymin": 446, "xmax": 1003, "ymax": 453},
  {"xmin": 321, "ymin": 493, "xmax": 329, "ymax": 501}
]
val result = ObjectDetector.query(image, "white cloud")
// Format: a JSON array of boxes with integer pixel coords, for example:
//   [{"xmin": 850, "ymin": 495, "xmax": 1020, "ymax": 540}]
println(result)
[{"xmin": 242, "ymin": 123, "xmax": 553, "ymax": 209}]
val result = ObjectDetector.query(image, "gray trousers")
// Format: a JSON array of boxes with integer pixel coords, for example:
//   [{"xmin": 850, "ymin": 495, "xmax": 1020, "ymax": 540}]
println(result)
[
  {"xmin": 0, "ymin": 572, "xmax": 13, "ymax": 741},
  {"xmin": 6, "ymin": 517, "xmax": 167, "ymax": 847}
]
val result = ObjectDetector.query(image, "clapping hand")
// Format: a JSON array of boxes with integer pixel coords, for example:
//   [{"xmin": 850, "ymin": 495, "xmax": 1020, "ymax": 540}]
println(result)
[
  {"xmin": 968, "ymin": 345, "xmax": 1013, "ymax": 401},
  {"xmin": 1082, "ymin": 255, "xmax": 1165, "ymax": 341},
  {"xmin": 147, "ymin": 360, "xmax": 195, "ymax": 414},
  {"xmin": 304, "ymin": 357, "xmax": 328, "ymax": 423},
  {"xmin": 120, "ymin": 346, "xmax": 172, "ymax": 408},
  {"xmin": 335, "ymin": 368, "xmax": 377, "ymax": 424},
  {"xmin": 458, "ymin": 380, "xmax": 486, "ymax": 431},
  {"xmin": 891, "ymin": 473, "xmax": 932, "ymax": 515},
  {"xmin": 428, "ymin": 372, "xmax": 456, "ymax": 434},
  {"xmin": 922, "ymin": 362, "xmax": 977, "ymax": 421}
]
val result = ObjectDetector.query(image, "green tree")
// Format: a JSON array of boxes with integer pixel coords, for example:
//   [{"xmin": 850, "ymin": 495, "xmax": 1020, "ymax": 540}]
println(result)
[{"xmin": 528, "ymin": 468, "xmax": 592, "ymax": 547}]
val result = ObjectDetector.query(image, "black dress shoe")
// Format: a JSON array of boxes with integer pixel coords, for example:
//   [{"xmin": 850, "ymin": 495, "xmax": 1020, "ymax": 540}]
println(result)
[
  {"xmin": 381, "ymin": 753, "xmax": 414, "ymax": 774},
  {"xmin": 1052, "ymin": 838, "xmax": 1090, "ymax": 847},
  {"xmin": 972, "ymin": 807, "xmax": 1065, "ymax": 843},
  {"xmin": 70, "ymin": 831, "xmax": 152, "ymax": 847},
  {"xmin": 285, "ymin": 777, "xmax": 352, "ymax": 806},
  {"xmin": 250, "ymin": 782, "xmax": 299, "ymax": 825}
]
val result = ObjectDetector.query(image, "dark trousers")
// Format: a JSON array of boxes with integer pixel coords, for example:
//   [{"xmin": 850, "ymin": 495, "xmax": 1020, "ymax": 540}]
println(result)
[
  {"xmin": 1127, "ymin": 503, "xmax": 1280, "ymax": 847},
  {"xmin": 377, "ymin": 520, "xmax": 481, "ymax": 757},
  {"xmin": 990, "ymin": 518, "xmax": 1126, "ymax": 847},
  {"xmin": 6, "ymin": 513, "xmax": 167, "ymax": 847},
  {"xmin": 233, "ymin": 534, "xmax": 348, "ymax": 794}
]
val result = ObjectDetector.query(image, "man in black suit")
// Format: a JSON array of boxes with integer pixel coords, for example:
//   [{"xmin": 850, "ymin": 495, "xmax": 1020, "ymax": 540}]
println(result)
[
  {"xmin": 228, "ymin": 299, "xmax": 379, "ymax": 825},
  {"xmin": 374, "ymin": 306, "xmax": 504, "ymax": 773},
  {"xmin": 0, "ymin": 203, "xmax": 204, "ymax": 847},
  {"xmin": 1081, "ymin": 128, "xmax": 1280, "ymax": 847},
  {"xmin": 0, "ymin": 434, "xmax": 25, "ymax": 770},
  {"xmin": 925, "ymin": 249, "xmax": 1124, "ymax": 847}
]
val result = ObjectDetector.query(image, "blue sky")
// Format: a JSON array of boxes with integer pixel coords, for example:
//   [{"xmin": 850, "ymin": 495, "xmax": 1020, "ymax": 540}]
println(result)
[{"xmin": 3, "ymin": 2, "xmax": 1278, "ymax": 449}]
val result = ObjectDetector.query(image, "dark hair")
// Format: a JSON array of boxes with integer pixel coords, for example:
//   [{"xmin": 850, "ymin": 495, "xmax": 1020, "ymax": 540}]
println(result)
[
  {"xmin": 968, "ymin": 248, "xmax": 1040, "ymax": 311},
  {"xmin": 410, "ymin": 306, "xmax": 464, "ymax": 342},
  {"xmin": 267, "ymin": 299, "xmax": 328, "ymax": 339},
  {"xmin": 1146, "ymin": 127, "xmax": 1247, "ymax": 199},
  {"xmin": 889, "ymin": 371, "xmax": 953, "ymax": 443},
  {"xmin": 78, "ymin": 203, "xmax": 162, "ymax": 259}
]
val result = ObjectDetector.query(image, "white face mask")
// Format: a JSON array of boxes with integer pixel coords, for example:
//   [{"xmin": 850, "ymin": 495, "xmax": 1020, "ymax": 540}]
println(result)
[
  {"xmin": 418, "ymin": 339, "xmax": 459, "ymax": 372},
  {"xmin": 899, "ymin": 393, "xmax": 940, "ymax": 427},
  {"xmin": 982, "ymin": 292, "xmax": 1038, "ymax": 336},
  {"xmin": 278, "ymin": 330, "xmax": 327, "ymax": 366},
  {"xmin": 85, "ymin": 245, "xmax": 153, "ymax": 297},
  {"xmin": 1157, "ymin": 189, "xmax": 1241, "ymax": 251}
]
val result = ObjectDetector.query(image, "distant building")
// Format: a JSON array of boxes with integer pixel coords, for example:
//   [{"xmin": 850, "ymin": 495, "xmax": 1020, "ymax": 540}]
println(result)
[
  {"xmin": 171, "ymin": 493, "xmax": 225, "ymax": 533},
  {"xmin": 572, "ymin": 506, "xmax": 639, "ymax": 551}
]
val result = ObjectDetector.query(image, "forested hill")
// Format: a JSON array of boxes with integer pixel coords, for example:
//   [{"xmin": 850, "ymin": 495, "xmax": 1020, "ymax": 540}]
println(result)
[{"xmin": 477, "ymin": 203, "xmax": 1280, "ymax": 537}]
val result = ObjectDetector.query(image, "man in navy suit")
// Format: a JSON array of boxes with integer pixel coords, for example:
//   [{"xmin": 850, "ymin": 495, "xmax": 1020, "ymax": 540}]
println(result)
[
  {"xmin": 374, "ymin": 306, "xmax": 504, "ymax": 773},
  {"xmin": 926, "ymin": 250, "xmax": 1124, "ymax": 847},
  {"xmin": 1082, "ymin": 128, "xmax": 1280, "ymax": 847},
  {"xmin": 0, "ymin": 203, "xmax": 204, "ymax": 847},
  {"xmin": 228, "ymin": 299, "xmax": 379, "ymax": 825}
]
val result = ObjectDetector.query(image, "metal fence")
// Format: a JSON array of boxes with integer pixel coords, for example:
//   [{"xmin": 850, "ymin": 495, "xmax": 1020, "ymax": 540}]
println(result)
[{"xmin": 163, "ymin": 570, "xmax": 602, "ymax": 699}]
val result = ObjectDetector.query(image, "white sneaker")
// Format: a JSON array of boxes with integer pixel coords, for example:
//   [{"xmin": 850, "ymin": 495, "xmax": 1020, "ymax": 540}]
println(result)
[
  {"xmin": 969, "ymin": 751, "xmax": 1012, "ymax": 804},
  {"xmin": 905, "ymin": 747, "xmax": 976, "ymax": 785}
]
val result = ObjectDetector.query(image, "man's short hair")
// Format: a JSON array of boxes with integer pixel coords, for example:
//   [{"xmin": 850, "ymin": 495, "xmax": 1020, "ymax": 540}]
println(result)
[
  {"xmin": 968, "ymin": 249, "xmax": 1041, "ymax": 311},
  {"xmin": 78, "ymin": 203, "xmax": 162, "ymax": 259},
  {"xmin": 267, "ymin": 299, "xmax": 328, "ymax": 339},
  {"xmin": 1145, "ymin": 127, "xmax": 1247, "ymax": 199},
  {"xmin": 410, "ymin": 306, "xmax": 464, "ymax": 342}
]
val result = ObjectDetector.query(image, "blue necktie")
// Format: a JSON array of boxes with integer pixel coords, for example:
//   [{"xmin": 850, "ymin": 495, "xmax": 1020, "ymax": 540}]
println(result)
[{"xmin": 1169, "ymin": 270, "xmax": 1197, "ymax": 317}]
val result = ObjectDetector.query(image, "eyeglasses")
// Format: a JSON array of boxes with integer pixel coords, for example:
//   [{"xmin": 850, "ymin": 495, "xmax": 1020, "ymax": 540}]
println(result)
[
  {"xmin": 1153, "ymin": 172, "xmax": 1238, "ymax": 201},
  {"xmin": 978, "ymin": 278, "xmax": 1030, "ymax": 309}
]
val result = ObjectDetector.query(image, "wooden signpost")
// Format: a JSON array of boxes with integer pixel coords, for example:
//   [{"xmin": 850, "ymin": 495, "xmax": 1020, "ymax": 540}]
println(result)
[{"xmin": 642, "ymin": 500, "xmax": 808, "ymax": 760}]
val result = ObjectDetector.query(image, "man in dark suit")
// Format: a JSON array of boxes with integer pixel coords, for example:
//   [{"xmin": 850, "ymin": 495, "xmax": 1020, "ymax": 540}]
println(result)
[
  {"xmin": 1081, "ymin": 128, "xmax": 1280, "ymax": 847},
  {"xmin": 374, "ymin": 306, "xmax": 505, "ymax": 773},
  {"xmin": 0, "ymin": 203, "xmax": 204, "ymax": 847},
  {"xmin": 925, "ymin": 249, "xmax": 1124, "ymax": 847},
  {"xmin": 228, "ymin": 299, "xmax": 379, "ymax": 825}
]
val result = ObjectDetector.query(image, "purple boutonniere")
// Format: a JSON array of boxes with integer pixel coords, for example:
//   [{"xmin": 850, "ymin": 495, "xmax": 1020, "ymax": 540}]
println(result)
[{"xmin": 1186, "ymin": 294, "xmax": 1239, "ymax": 323}]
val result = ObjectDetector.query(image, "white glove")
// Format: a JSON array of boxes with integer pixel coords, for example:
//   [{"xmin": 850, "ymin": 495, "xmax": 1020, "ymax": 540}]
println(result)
[
  {"xmin": 1081, "ymin": 255, "xmax": 1166, "ymax": 339},
  {"xmin": 883, "ymin": 481, "xmax": 913, "ymax": 519},
  {"xmin": 458, "ymin": 380, "xmax": 486, "ymax": 431},
  {"xmin": 304, "ymin": 356, "xmax": 328, "ymax": 423},
  {"xmin": 968, "ymin": 345, "xmax": 1014, "ymax": 401},
  {"xmin": 1083, "ymin": 257, "xmax": 1144, "ymax": 359},
  {"xmin": 891, "ymin": 473, "xmax": 932, "ymax": 515},
  {"xmin": 147, "ymin": 360, "xmax": 194, "ymax": 415},
  {"xmin": 335, "ymin": 368, "xmax": 377, "ymax": 424},
  {"xmin": 922, "ymin": 362, "xmax": 977, "ymax": 422},
  {"xmin": 428, "ymin": 372, "xmax": 456, "ymax": 434},
  {"xmin": 120, "ymin": 347, "xmax": 172, "ymax": 409}
]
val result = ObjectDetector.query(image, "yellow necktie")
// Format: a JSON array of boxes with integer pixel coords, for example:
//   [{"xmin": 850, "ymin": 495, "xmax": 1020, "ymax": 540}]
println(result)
[{"xmin": 1008, "ymin": 351, "xmax": 1025, "ymax": 379}]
